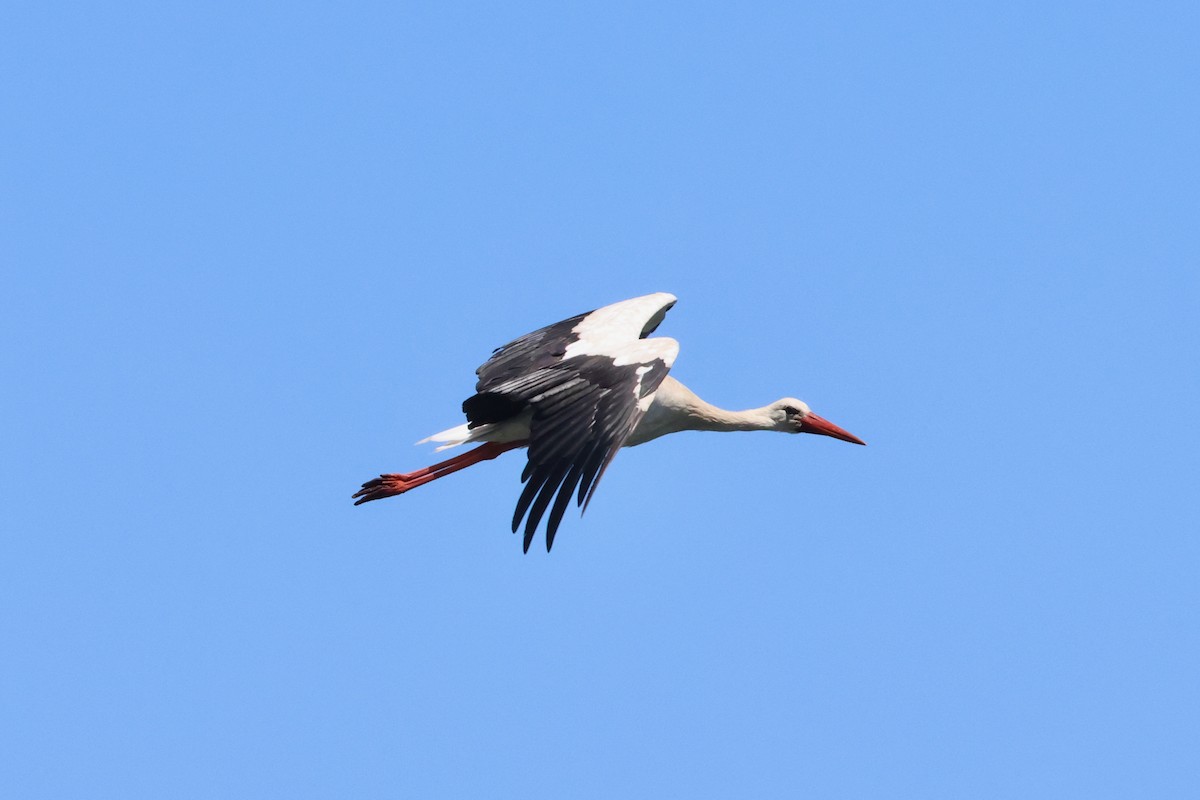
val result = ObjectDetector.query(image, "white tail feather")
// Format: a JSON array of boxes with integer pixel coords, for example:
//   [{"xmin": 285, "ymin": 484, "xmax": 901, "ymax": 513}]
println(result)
[
  {"xmin": 417, "ymin": 422, "xmax": 495, "ymax": 452},
  {"xmin": 417, "ymin": 409, "xmax": 532, "ymax": 452}
]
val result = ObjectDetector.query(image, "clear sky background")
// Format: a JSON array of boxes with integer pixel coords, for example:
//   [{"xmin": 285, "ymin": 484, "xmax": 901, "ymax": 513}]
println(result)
[{"xmin": 3, "ymin": 2, "xmax": 1198, "ymax": 798}]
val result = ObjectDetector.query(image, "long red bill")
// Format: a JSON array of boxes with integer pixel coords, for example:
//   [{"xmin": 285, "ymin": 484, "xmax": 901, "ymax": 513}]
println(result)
[{"xmin": 799, "ymin": 413, "xmax": 867, "ymax": 445}]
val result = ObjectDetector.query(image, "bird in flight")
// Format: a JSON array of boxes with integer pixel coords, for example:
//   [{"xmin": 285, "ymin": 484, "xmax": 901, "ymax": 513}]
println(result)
[{"xmin": 354, "ymin": 292, "xmax": 865, "ymax": 552}]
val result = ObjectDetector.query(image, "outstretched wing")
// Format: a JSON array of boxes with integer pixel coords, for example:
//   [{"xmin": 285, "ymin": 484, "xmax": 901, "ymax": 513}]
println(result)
[
  {"xmin": 463, "ymin": 293, "xmax": 679, "ymax": 551},
  {"xmin": 473, "ymin": 292, "xmax": 677, "ymax": 396},
  {"xmin": 473, "ymin": 312, "xmax": 588, "ymax": 395}
]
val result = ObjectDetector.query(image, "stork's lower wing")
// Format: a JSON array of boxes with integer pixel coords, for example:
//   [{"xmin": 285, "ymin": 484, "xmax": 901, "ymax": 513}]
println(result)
[{"xmin": 464, "ymin": 339, "xmax": 678, "ymax": 551}]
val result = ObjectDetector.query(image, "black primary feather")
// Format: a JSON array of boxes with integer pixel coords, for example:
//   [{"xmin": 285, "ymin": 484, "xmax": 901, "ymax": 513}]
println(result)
[
  {"xmin": 480, "ymin": 354, "xmax": 673, "ymax": 551},
  {"xmin": 473, "ymin": 312, "xmax": 587, "ymax": 394}
]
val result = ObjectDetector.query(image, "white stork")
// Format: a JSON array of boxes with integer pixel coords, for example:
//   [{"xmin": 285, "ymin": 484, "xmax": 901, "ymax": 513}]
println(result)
[{"xmin": 354, "ymin": 292, "xmax": 865, "ymax": 551}]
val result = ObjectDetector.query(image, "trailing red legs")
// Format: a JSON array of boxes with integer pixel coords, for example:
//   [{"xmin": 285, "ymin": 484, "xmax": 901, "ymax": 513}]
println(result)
[{"xmin": 352, "ymin": 440, "xmax": 526, "ymax": 505}]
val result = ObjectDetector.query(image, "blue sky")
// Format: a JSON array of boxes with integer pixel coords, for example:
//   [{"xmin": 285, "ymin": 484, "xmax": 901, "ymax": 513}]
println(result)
[{"xmin": 3, "ymin": 2, "xmax": 1197, "ymax": 797}]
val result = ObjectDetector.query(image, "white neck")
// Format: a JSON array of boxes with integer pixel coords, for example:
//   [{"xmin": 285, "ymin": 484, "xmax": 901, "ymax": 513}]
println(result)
[
  {"xmin": 679, "ymin": 398, "xmax": 776, "ymax": 433},
  {"xmin": 628, "ymin": 376, "xmax": 778, "ymax": 446}
]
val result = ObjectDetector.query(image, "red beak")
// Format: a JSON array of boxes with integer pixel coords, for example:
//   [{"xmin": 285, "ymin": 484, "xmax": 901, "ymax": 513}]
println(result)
[{"xmin": 799, "ymin": 413, "xmax": 866, "ymax": 446}]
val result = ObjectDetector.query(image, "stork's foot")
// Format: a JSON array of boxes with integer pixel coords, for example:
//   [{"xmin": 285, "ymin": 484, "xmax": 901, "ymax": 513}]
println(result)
[{"xmin": 352, "ymin": 474, "xmax": 416, "ymax": 505}]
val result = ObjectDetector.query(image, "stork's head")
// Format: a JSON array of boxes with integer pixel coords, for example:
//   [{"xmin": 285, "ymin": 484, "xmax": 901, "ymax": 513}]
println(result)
[{"xmin": 769, "ymin": 398, "xmax": 866, "ymax": 445}]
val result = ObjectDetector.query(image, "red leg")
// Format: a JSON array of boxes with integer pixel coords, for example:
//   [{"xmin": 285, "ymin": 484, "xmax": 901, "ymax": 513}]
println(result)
[{"xmin": 352, "ymin": 441, "xmax": 526, "ymax": 505}]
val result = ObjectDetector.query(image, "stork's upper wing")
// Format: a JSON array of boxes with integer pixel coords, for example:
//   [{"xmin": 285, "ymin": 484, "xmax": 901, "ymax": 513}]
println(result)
[
  {"xmin": 463, "ymin": 293, "xmax": 679, "ymax": 551},
  {"xmin": 474, "ymin": 292, "xmax": 677, "ymax": 394},
  {"xmin": 474, "ymin": 312, "xmax": 588, "ymax": 394}
]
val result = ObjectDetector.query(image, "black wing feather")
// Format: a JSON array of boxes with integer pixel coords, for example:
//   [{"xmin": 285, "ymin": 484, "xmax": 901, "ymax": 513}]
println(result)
[
  {"xmin": 579, "ymin": 388, "xmax": 639, "ymax": 511},
  {"xmin": 482, "ymin": 354, "xmax": 672, "ymax": 550},
  {"xmin": 522, "ymin": 462, "xmax": 571, "ymax": 553},
  {"xmin": 545, "ymin": 458, "xmax": 590, "ymax": 551},
  {"xmin": 474, "ymin": 312, "xmax": 588, "ymax": 394}
]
